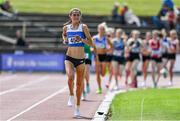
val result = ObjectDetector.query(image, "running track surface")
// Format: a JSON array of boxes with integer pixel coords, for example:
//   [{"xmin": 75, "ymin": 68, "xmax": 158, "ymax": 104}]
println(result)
[{"xmin": 0, "ymin": 72, "xmax": 180, "ymax": 121}]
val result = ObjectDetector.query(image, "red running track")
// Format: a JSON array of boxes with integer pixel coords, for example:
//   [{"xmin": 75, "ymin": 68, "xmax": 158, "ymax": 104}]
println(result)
[
  {"xmin": 0, "ymin": 73, "xmax": 107, "ymax": 121},
  {"xmin": 1, "ymin": 72, "xmax": 180, "ymax": 121}
]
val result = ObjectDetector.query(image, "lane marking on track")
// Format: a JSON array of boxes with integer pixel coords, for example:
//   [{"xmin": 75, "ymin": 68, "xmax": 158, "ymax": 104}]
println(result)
[
  {"xmin": 0, "ymin": 74, "xmax": 17, "ymax": 82},
  {"xmin": 0, "ymin": 76, "xmax": 50, "ymax": 96},
  {"xmin": 6, "ymin": 86, "xmax": 68, "ymax": 121}
]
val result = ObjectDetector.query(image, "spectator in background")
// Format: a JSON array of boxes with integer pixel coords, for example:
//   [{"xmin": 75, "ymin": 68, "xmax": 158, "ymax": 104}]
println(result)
[
  {"xmin": 152, "ymin": 0, "xmax": 179, "ymax": 31},
  {"xmin": 0, "ymin": 0, "xmax": 17, "ymax": 17},
  {"xmin": 152, "ymin": 4, "xmax": 169, "ymax": 29},
  {"xmin": 16, "ymin": 30, "xmax": 27, "ymax": 47},
  {"xmin": 162, "ymin": 0, "xmax": 174, "ymax": 10},
  {"xmin": 167, "ymin": 8, "xmax": 177, "ymax": 30},
  {"xmin": 112, "ymin": 2, "xmax": 119, "ymax": 21},
  {"xmin": 111, "ymin": 2, "xmax": 125, "ymax": 24},
  {"xmin": 123, "ymin": 5, "xmax": 141, "ymax": 27}
]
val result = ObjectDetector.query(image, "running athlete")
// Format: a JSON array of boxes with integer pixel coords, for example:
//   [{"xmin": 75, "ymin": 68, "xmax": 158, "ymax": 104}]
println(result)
[
  {"xmin": 126, "ymin": 30, "xmax": 142, "ymax": 88},
  {"xmin": 160, "ymin": 29, "xmax": 169, "ymax": 78},
  {"xmin": 105, "ymin": 28, "xmax": 114, "ymax": 89},
  {"xmin": 110, "ymin": 29, "xmax": 126, "ymax": 90},
  {"xmin": 141, "ymin": 32, "xmax": 152, "ymax": 87},
  {"xmin": 168, "ymin": 30, "xmax": 179, "ymax": 86},
  {"xmin": 149, "ymin": 30, "xmax": 162, "ymax": 88},
  {"xmin": 62, "ymin": 8, "xmax": 97, "ymax": 117},
  {"xmin": 93, "ymin": 24, "xmax": 112, "ymax": 94},
  {"xmin": 81, "ymin": 44, "xmax": 92, "ymax": 100}
]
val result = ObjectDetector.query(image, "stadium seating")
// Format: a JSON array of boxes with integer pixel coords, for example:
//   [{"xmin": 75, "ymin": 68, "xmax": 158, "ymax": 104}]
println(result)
[{"xmin": 0, "ymin": 13, "xmax": 179, "ymax": 47}]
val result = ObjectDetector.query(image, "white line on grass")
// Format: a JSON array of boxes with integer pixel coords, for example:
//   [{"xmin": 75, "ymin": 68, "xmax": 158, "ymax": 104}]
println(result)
[
  {"xmin": 0, "ymin": 76, "xmax": 49, "ymax": 96},
  {"xmin": 140, "ymin": 97, "xmax": 146, "ymax": 121},
  {"xmin": 6, "ymin": 86, "xmax": 68, "ymax": 121}
]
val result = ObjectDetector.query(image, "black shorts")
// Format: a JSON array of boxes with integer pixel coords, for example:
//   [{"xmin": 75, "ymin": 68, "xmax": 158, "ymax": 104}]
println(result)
[
  {"xmin": 151, "ymin": 57, "xmax": 162, "ymax": 63},
  {"xmin": 127, "ymin": 53, "xmax": 140, "ymax": 62},
  {"xmin": 168, "ymin": 53, "xmax": 176, "ymax": 60},
  {"xmin": 96, "ymin": 54, "xmax": 106, "ymax": 62},
  {"xmin": 112, "ymin": 56, "xmax": 125, "ymax": 65},
  {"xmin": 85, "ymin": 59, "xmax": 92, "ymax": 65},
  {"xmin": 162, "ymin": 53, "xmax": 169, "ymax": 59},
  {"xmin": 65, "ymin": 55, "xmax": 85, "ymax": 68},
  {"xmin": 105, "ymin": 54, "xmax": 113, "ymax": 62},
  {"xmin": 142, "ymin": 55, "xmax": 151, "ymax": 62}
]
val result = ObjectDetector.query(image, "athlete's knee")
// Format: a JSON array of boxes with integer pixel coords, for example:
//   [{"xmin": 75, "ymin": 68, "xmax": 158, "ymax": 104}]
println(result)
[
  {"xmin": 101, "ymin": 72, "xmax": 106, "ymax": 77},
  {"xmin": 76, "ymin": 80, "xmax": 83, "ymax": 88},
  {"xmin": 68, "ymin": 73, "xmax": 74, "ymax": 82}
]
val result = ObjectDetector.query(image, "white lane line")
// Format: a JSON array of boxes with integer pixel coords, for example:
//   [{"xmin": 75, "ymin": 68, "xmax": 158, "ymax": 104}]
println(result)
[
  {"xmin": 0, "ymin": 75, "xmax": 17, "ymax": 82},
  {"xmin": 7, "ymin": 86, "xmax": 68, "ymax": 121},
  {"xmin": 140, "ymin": 97, "xmax": 146, "ymax": 121},
  {"xmin": 0, "ymin": 76, "xmax": 50, "ymax": 96}
]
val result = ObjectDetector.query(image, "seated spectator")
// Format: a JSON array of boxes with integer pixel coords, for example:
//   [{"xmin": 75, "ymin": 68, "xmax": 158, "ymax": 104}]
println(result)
[
  {"xmin": 152, "ymin": 0, "xmax": 180, "ymax": 31},
  {"xmin": 123, "ymin": 5, "xmax": 141, "ymax": 27},
  {"xmin": 16, "ymin": 30, "xmax": 27, "ymax": 47},
  {"xmin": 162, "ymin": 0, "xmax": 174, "ymax": 10},
  {"xmin": 112, "ymin": 2, "xmax": 119, "ymax": 21},
  {"xmin": 167, "ymin": 8, "xmax": 177, "ymax": 30},
  {"xmin": 111, "ymin": 2, "xmax": 125, "ymax": 24},
  {"xmin": 152, "ymin": 4, "xmax": 169, "ymax": 29},
  {"xmin": 0, "ymin": 0, "xmax": 17, "ymax": 17}
]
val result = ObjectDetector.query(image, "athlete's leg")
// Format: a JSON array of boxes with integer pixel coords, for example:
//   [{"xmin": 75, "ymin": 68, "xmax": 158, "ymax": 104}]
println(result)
[
  {"xmin": 156, "ymin": 62, "xmax": 162, "ymax": 85},
  {"xmin": 101, "ymin": 62, "xmax": 107, "ymax": 77},
  {"xmin": 125, "ymin": 61, "xmax": 132, "ymax": 85},
  {"xmin": 85, "ymin": 64, "xmax": 90, "ymax": 93},
  {"xmin": 76, "ymin": 63, "xmax": 85, "ymax": 106},
  {"xmin": 151, "ymin": 60, "xmax": 157, "ymax": 87},
  {"xmin": 131, "ymin": 60, "xmax": 139, "ymax": 88},
  {"xmin": 65, "ymin": 60, "xmax": 75, "ymax": 106},
  {"xmin": 142, "ymin": 60, "xmax": 149, "ymax": 86},
  {"xmin": 65, "ymin": 60, "xmax": 75, "ymax": 96},
  {"xmin": 95, "ymin": 61, "xmax": 102, "ymax": 94},
  {"xmin": 169, "ymin": 59, "xmax": 175, "ymax": 84}
]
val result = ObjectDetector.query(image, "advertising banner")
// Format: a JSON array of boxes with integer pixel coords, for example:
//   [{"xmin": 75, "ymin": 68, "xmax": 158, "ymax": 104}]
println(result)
[{"xmin": 1, "ymin": 53, "xmax": 65, "ymax": 72}]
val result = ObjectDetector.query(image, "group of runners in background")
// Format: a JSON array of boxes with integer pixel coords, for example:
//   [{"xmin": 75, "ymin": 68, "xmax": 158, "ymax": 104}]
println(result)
[{"xmin": 62, "ymin": 8, "xmax": 179, "ymax": 117}]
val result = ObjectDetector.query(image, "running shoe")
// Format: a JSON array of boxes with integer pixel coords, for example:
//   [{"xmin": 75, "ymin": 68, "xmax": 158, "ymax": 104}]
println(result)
[
  {"xmin": 168, "ymin": 81, "xmax": 173, "ymax": 86},
  {"xmin": 153, "ymin": 82, "xmax": 157, "ymax": 88},
  {"xmin": 96, "ymin": 88, "xmax": 102, "ymax": 94},
  {"xmin": 86, "ymin": 84, "xmax": 90, "ymax": 93},
  {"xmin": 74, "ymin": 106, "xmax": 80, "ymax": 117},
  {"xmin": 81, "ymin": 91, "xmax": 86, "ymax": 101},
  {"xmin": 160, "ymin": 68, "xmax": 168, "ymax": 78},
  {"xmin": 67, "ymin": 96, "xmax": 74, "ymax": 107}
]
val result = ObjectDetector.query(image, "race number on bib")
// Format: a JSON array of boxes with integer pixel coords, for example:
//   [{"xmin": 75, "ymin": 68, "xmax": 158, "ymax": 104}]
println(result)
[{"xmin": 113, "ymin": 50, "xmax": 123, "ymax": 56}]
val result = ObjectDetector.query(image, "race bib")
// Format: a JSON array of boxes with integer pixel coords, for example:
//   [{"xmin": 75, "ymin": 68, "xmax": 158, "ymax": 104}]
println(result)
[
  {"xmin": 152, "ymin": 50, "xmax": 161, "ymax": 56},
  {"xmin": 68, "ymin": 36, "xmax": 81, "ymax": 44},
  {"xmin": 113, "ymin": 50, "xmax": 123, "ymax": 56}
]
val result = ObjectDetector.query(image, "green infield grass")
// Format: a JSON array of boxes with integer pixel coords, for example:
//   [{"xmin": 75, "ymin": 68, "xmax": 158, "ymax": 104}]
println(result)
[{"xmin": 109, "ymin": 88, "xmax": 180, "ymax": 120}]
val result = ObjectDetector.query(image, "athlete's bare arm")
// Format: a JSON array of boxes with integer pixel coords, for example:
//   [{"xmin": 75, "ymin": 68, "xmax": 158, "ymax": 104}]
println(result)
[{"xmin": 62, "ymin": 26, "xmax": 68, "ymax": 44}]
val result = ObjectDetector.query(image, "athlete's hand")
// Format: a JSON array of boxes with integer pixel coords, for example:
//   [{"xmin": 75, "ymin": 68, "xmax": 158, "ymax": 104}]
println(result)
[{"xmin": 75, "ymin": 35, "xmax": 82, "ymax": 42}]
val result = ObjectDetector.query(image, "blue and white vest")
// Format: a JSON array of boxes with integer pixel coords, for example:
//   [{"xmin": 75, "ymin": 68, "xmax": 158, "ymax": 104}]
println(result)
[
  {"xmin": 113, "ymin": 38, "xmax": 125, "ymax": 57},
  {"xmin": 66, "ymin": 24, "xmax": 86, "ymax": 47},
  {"xmin": 93, "ymin": 35, "xmax": 107, "ymax": 49}
]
